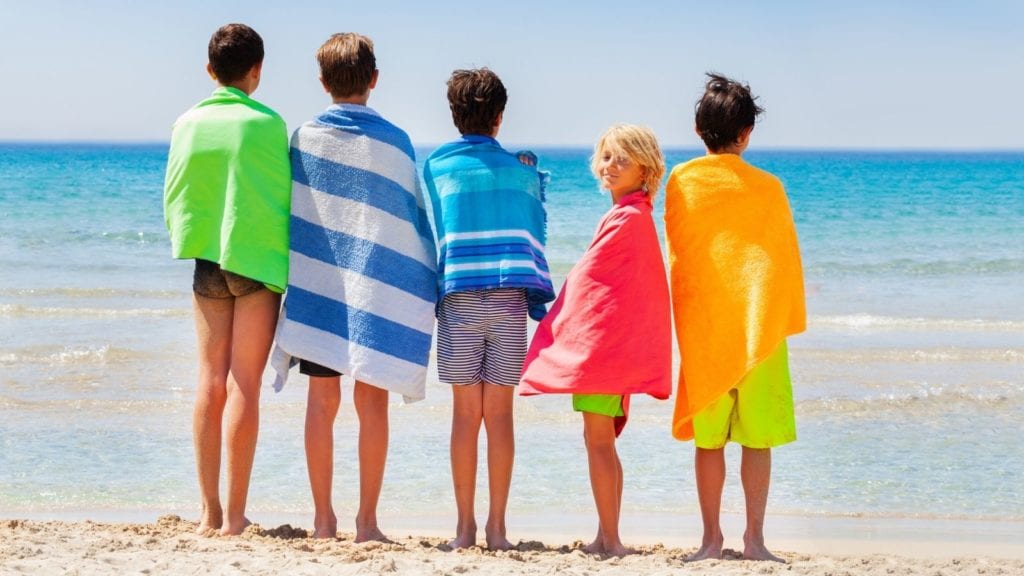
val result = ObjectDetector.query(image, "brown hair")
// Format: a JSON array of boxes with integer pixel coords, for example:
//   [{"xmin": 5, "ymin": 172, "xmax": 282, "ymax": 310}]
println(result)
[
  {"xmin": 695, "ymin": 72, "xmax": 764, "ymax": 152},
  {"xmin": 208, "ymin": 23, "xmax": 264, "ymax": 84},
  {"xmin": 446, "ymin": 68, "xmax": 508, "ymax": 135},
  {"xmin": 317, "ymin": 33, "xmax": 376, "ymax": 99},
  {"xmin": 590, "ymin": 124, "xmax": 666, "ymax": 198}
]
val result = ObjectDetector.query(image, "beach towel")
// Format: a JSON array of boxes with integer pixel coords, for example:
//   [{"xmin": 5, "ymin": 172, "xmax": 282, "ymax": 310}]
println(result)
[
  {"xmin": 423, "ymin": 135, "xmax": 555, "ymax": 320},
  {"xmin": 271, "ymin": 104, "xmax": 437, "ymax": 402},
  {"xmin": 520, "ymin": 192, "xmax": 672, "ymax": 434},
  {"xmin": 664, "ymin": 154, "xmax": 806, "ymax": 440},
  {"xmin": 164, "ymin": 86, "xmax": 291, "ymax": 292}
]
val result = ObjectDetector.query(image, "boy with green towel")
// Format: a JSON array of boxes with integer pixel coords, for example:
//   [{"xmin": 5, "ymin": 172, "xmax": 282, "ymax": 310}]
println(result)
[{"xmin": 163, "ymin": 23, "xmax": 291, "ymax": 536}]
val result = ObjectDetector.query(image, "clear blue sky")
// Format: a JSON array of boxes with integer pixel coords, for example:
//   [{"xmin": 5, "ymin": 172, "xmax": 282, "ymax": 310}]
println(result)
[{"xmin": 2, "ymin": 0, "xmax": 1022, "ymax": 149}]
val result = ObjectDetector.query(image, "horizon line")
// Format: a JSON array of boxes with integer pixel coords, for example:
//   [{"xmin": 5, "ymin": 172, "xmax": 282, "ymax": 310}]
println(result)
[{"xmin": 1, "ymin": 139, "xmax": 1023, "ymax": 154}]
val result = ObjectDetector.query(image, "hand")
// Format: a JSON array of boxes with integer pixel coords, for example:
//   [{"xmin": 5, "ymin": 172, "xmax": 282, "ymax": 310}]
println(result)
[{"xmin": 515, "ymin": 150, "xmax": 538, "ymax": 167}]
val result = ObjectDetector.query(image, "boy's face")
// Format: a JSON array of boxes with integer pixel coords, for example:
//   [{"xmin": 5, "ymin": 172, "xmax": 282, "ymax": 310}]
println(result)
[{"xmin": 596, "ymin": 145, "xmax": 645, "ymax": 201}]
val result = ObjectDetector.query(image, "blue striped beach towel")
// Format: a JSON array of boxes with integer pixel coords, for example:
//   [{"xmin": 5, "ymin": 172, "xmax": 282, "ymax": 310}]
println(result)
[
  {"xmin": 423, "ymin": 134, "xmax": 555, "ymax": 320},
  {"xmin": 271, "ymin": 104, "xmax": 437, "ymax": 402}
]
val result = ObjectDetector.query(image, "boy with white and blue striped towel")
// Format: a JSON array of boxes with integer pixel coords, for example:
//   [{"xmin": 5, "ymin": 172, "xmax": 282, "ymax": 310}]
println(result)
[
  {"xmin": 270, "ymin": 33, "xmax": 437, "ymax": 542},
  {"xmin": 423, "ymin": 68, "xmax": 556, "ymax": 550}
]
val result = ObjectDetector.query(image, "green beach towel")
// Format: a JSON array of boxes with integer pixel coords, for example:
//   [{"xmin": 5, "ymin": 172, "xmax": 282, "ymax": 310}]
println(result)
[{"xmin": 164, "ymin": 86, "xmax": 291, "ymax": 292}]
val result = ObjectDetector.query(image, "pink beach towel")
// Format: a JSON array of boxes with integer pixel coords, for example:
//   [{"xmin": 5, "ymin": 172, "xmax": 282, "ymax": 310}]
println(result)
[{"xmin": 520, "ymin": 192, "xmax": 672, "ymax": 433}]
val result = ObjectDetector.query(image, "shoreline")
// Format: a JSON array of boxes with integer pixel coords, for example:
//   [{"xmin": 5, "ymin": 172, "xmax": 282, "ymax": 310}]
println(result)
[
  {"xmin": 3, "ymin": 515, "xmax": 1023, "ymax": 576},
  {"xmin": 6, "ymin": 509, "xmax": 1023, "ymax": 560}
]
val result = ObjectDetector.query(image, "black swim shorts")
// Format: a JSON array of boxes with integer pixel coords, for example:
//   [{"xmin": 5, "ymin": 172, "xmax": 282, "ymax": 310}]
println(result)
[
  {"xmin": 192, "ymin": 259, "xmax": 265, "ymax": 299},
  {"xmin": 299, "ymin": 359, "xmax": 342, "ymax": 378}
]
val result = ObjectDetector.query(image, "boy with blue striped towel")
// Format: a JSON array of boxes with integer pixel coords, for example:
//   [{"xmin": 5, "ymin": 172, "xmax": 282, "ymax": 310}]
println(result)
[
  {"xmin": 270, "ymin": 33, "xmax": 437, "ymax": 541},
  {"xmin": 423, "ymin": 68, "xmax": 556, "ymax": 550}
]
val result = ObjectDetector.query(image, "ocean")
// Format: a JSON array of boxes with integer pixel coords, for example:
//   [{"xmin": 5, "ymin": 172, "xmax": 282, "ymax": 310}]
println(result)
[{"xmin": 1, "ymin": 143, "xmax": 1022, "ymax": 534}]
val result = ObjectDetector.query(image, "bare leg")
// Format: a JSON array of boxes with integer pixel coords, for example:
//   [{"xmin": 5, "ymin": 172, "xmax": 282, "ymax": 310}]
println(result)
[
  {"xmin": 220, "ymin": 289, "xmax": 280, "ymax": 535},
  {"xmin": 192, "ymin": 294, "xmax": 233, "ymax": 534},
  {"xmin": 482, "ymin": 383, "xmax": 514, "ymax": 550},
  {"xmin": 449, "ymin": 384, "xmax": 482, "ymax": 548},
  {"xmin": 741, "ymin": 447, "xmax": 784, "ymax": 562},
  {"xmin": 353, "ymin": 380, "xmax": 389, "ymax": 543},
  {"xmin": 306, "ymin": 375, "xmax": 341, "ymax": 538},
  {"xmin": 584, "ymin": 436, "xmax": 624, "ymax": 554},
  {"xmin": 688, "ymin": 447, "xmax": 726, "ymax": 561},
  {"xmin": 581, "ymin": 412, "xmax": 632, "ymax": 557}
]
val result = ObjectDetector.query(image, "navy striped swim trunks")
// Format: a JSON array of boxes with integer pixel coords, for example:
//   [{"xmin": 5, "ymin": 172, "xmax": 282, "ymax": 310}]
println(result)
[{"xmin": 436, "ymin": 288, "xmax": 528, "ymax": 386}]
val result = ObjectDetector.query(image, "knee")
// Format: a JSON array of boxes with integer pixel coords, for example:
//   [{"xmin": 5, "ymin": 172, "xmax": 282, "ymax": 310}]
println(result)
[
  {"xmin": 310, "ymin": 394, "xmax": 341, "ymax": 419},
  {"xmin": 481, "ymin": 404, "xmax": 511, "ymax": 428},
  {"xmin": 355, "ymin": 383, "xmax": 389, "ymax": 414}
]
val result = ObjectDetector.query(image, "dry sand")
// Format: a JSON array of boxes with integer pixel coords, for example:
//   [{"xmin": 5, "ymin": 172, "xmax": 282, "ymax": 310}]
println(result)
[{"xmin": 2, "ymin": 515, "xmax": 1022, "ymax": 575}]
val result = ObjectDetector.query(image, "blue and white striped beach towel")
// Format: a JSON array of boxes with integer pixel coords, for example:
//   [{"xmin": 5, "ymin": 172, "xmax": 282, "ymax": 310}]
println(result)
[{"xmin": 271, "ymin": 104, "xmax": 437, "ymax": 402}]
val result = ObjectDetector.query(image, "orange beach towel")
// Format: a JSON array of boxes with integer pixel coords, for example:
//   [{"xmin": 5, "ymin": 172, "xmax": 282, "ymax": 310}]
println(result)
[{"xmin": 664, "ymin": 154, "xmax": 806, "ymax": 441}]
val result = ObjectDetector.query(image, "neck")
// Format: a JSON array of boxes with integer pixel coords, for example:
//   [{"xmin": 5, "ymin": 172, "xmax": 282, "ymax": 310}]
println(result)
[
  {"xmin": 707, "ymin": 145, "xmax": 743, "ymax": 157},
  {"xmin": 333, "ymin": 92, "xmax": 370, "ymax": 106},
  {"xmin": 222, "ymin": 81, "xmax": 254, "ymax": 96}
]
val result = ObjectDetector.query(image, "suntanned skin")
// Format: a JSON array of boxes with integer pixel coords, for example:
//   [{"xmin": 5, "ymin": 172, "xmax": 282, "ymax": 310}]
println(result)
[
  {"xmin": 192, "ymin": 62, "xmax": 277, "ymax": 537},
  {"xmin": 686, "ymin": 124, "xmax": 783, "ymax": 563},
  {"xmin": 301, "ymin": 69, "xmax": 394, "ymax": 544}
]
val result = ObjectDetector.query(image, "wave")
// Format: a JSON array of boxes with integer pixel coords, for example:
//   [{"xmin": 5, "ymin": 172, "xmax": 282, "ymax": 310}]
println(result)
[
  {"xmin": 798, "ymin": 347, "xmax": 1024, "ymax": 363},
  {"xmin": 0, "ymin": 287, "xmax": 184, "ymax": 299},
  {"xmin": 0, "ymin": 345, "xmax": 154, "ymax": 366},
  {"xmin": 810, "ymin": 314, "xmax": 1024, "ymax": 331},
  {"xmin": 806, "ymin": 257, "xmax": 1024, "ymax": 276},
  {"xmin": 796, "ymin": 384, "xmax": 1024, "ymax": 415},
  {"xmin": 0, "ymin": 304, "xmax": 188, "ymax": 318}
]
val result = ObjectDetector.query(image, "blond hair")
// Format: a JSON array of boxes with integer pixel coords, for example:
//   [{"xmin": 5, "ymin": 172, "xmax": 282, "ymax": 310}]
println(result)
[
  {"xmin": 590, "ymin": 124, "xmax": 665, "ymax": 198},
  {"xmin": 317, "ymin": 33, "xmax": 376, "ymax": 98}
]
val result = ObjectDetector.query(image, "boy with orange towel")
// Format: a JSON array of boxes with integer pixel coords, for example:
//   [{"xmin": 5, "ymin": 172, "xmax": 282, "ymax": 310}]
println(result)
[{"xmin": 664, "ymin": 73, "xmax": 806, "ymax": 562}]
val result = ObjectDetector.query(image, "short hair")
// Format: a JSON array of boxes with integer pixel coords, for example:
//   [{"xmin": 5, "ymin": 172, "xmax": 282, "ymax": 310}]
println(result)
[
  {"xmin": 317, "ymin": 33, "xmax": 376, "ymax": 99},
  {"xmin": 446, "ymin": 68, "xmax": 508, "ymax": 136},
  {"xmin": 208, "ymin": 24, "xmax": 264, "ymax": 85},
  {"xmin": 695, "ymin": 72, "xmax": 764, "ymax": 152},
  {"xmin": 590, "ymin": 124, "xmax": 666, "ymax": 198}
]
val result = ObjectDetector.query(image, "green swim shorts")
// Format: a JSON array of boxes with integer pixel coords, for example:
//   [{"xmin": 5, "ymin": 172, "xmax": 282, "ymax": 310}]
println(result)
[
  {"xmin": 692, "ymin": 340, "xmax": 796, "ymax": 449},
  {"xmin": 572, "ymin": 393, "xmax": 624, "ymax": 418}
]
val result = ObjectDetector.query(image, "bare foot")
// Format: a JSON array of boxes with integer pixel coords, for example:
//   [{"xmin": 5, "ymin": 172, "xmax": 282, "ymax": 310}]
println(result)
[
  {"xmin": 742, "ymin": 537, "xmax": 785, "ymax": 562},
  {"xmin": 219, "ymin": 516, "xmax": 251, "ymax": 536},
  {"xmin": 196, "ymin": 504, "xmax": 223, "ymax": 535},
  {"xmin": 355, "ymin": 525, "xmax": 390, "ymax": 543},
  {"xmin": 311, "ymin": 512, "xmax": 337, "ymax": 539},
  {"xmin": 582, "ymin": 538, "xmax": 604, "ymax": 555},
  {"xmin": 685, "ymin": 538, "xmax": 724, "ymax": 561},
  {"xmin": 447, "ymin": 520, "xmax": 477, "ymax": 549},
  {"xmin": 486, "ymin": 535, "xmax": 513, "ymax": 551},
  {"xmin": 485, "ymin": 523, "xmax": 512, "ymax": 551},
  {"xmin": 603, "ymin": 543, "xmax": 636, "ymax": 558}
]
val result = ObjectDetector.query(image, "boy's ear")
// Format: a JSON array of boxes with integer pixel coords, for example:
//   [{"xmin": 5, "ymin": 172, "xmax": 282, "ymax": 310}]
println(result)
[
  {"xmin": 319, "ymin": 75, "xmax": 330, "ymax": 94},
  {"xmin": 206, "ymin": 63, "xmax": 217, "ymax": 81},
  {"xmin": 368, "ymin": 69, "xmax": 379, "ymax": 90},
  {"xmin": 736, "ymin": 125, "xmax": 754, "ymax": 147}
]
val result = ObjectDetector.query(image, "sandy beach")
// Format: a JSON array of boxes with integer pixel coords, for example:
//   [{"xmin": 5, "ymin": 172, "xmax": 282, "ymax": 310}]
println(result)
[{"xmin": 2, "ymin": 515, "xmax": 1022, "ymax": 575}]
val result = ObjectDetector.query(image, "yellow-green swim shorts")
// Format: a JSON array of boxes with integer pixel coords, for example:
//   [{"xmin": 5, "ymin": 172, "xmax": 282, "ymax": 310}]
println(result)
[
  {"xmin": 692, "ymin": 340, "xmax": 796, "ymax": 449},
  {"xmin": 572, "ymin": 393, "xmax": 625, "ymax": 418}
]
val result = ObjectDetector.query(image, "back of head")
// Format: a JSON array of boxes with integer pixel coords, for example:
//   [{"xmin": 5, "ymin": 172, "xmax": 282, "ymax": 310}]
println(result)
[
  {"xmin": 591, "ymin": 124, "xmax": 666, "ymax": 198},
  {"xmin": 695, "ymin": 72, "xmax": 764, "ymax": 152},
  {"xmin": 317, "ymin": 33, "xmax": 376, "ymax": 99},
  {"xmin": 446, "ymin": 68, "xmax": 507, "ymax": 136},
  {"xmin": 208, "ymin": 23, "xmax": 264, "ymax": 85}
]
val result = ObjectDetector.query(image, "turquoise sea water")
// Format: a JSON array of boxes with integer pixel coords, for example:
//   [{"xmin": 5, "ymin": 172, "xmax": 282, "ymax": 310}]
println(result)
[{"xmin": 1, "ymin": 143, "xmax": 1022, "ymax": 532}]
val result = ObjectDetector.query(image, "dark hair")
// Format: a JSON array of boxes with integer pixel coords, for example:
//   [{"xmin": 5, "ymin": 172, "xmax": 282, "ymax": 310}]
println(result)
[
  {"xmin": 317, "ymin": 33, "xmax": 376, "ymax": 99},
  {"xmin": 447, "ymin": 68, "xmax": 508, "ymax": 136},
  {"xmin": 695, "ymin": 72, "xmax": 764, "ymax": 152},
  {"xmin": 208, "ymin": 24, "xmax": 264, "ymax": 84}
]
